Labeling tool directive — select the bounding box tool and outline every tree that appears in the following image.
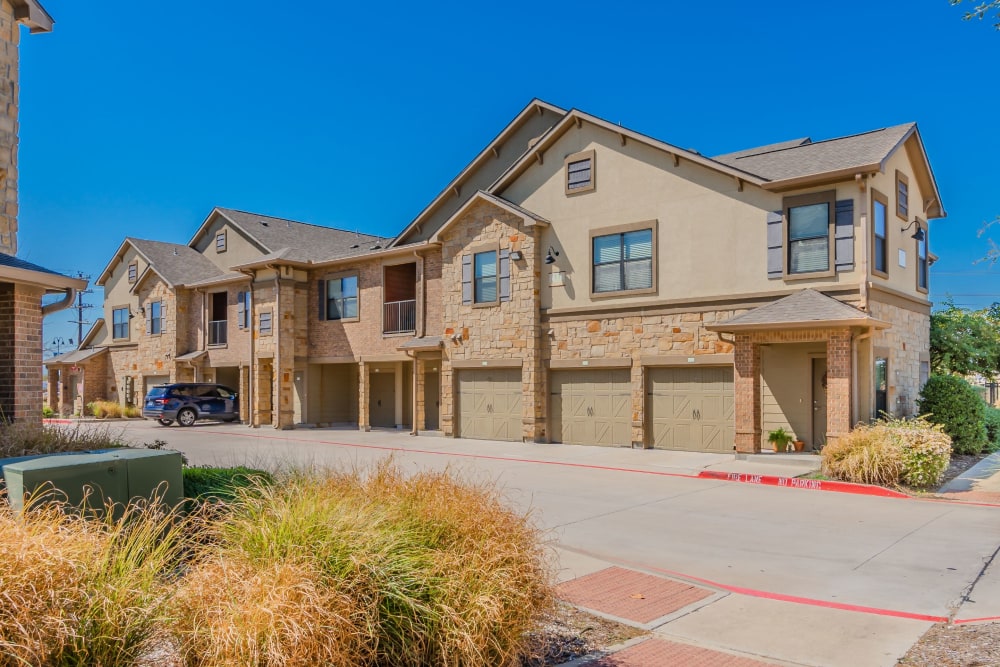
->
[978,216,1000,264]
[930,300,1000,379]
[951,0,1000,29]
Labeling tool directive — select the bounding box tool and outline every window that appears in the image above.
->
[149,301,162,335]
[113,307,129,340]
[474,250,498,304]
[592,225,654,294]
[872,190,889,276]
[875,357,888,418]
[216,230,227,252]
[326,276,359,320]
[785,191,834,276]
[237,290,251,329]
[259,311,272,335]
[564,149,595,194]
[917,221,929,292]
[127,262,137,284]
[895,170,909,220]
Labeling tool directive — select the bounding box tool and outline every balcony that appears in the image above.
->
[208,320,228,346]
[383,300,416,335]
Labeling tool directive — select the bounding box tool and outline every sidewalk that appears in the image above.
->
[937,451,1000,504]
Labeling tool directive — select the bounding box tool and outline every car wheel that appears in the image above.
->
[177,408,197,427]
[157,418,173,426]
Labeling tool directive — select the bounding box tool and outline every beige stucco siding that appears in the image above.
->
[101,247,148,342]
[761,342,824,448]
[867,146,933,297]
[499,123,864,310]
[192,216,266,271]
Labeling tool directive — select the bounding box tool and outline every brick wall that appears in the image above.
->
[0,282,43,422]
[0,1,19,256]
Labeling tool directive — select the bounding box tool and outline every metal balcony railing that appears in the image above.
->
[383,299,416,334]
[208,319,228,346]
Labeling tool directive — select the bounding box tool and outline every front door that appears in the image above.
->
[812,357,828,448]
[370,372,396,428]
[424,371,440,430]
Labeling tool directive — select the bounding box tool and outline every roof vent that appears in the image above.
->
[287,221,291,228]
[370,244,382,250]
[261,221,269,227]
[350,244,360,249]
[173,249,178,255]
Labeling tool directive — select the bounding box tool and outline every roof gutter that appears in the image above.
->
[230,240,440,273]
[41,287,76,316]
[706,318,891,333]
[761,164,882,192]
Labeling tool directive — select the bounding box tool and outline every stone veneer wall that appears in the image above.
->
[439,200,542,441]
[0,1,19,256]
[0,282,43,422]
[869,300,930,417]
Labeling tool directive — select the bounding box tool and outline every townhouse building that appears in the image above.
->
[50,99,943,453]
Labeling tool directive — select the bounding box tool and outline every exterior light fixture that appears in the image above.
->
[544,246,560,265]
[900,219,925,242]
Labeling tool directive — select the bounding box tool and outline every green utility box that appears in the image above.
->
[3,448,183,513]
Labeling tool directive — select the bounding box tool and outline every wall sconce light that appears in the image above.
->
[509,250,523,261]
[544,246,560,265]
[900,219,925,242]
[139,306,146,316]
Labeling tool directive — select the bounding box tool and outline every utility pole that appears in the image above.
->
[69,272,94,344]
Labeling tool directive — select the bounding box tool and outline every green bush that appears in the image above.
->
[917,374,988,455]
[985,406,1000,453]
[183,466,274,504]
[822,417,951,489]
[41,405,55,418]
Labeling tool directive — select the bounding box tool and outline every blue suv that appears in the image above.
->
[143,383,240,427]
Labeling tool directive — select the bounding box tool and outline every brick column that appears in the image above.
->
[46,367,58,410]
[358,361,370,431]
[414,356,426,432]
[826,329,852,442]
[734,333,761,453]
[0,283,44,424]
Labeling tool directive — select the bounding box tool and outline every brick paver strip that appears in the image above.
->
[591,638,774,666]
[556,566,713,624]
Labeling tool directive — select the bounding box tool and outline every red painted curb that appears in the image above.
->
[697,469,911,499]
[42,418,74,424]
[953,615,1000,625]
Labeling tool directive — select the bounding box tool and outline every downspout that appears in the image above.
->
[853,328,876,424]
[414,251,425,338]
[237,270,256,428]
[41,288,76,316]
[404,349,418,436]
[856,173,870,311]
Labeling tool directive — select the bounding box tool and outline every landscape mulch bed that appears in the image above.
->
[521,602,647,666]
[898,622,1000,667]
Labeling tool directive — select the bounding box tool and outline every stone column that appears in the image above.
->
[826,329,852,442]
[253,358,272,426]
[734,333,761,453]
[521,226,546,442]
[274,279,297,429]
[46,367,58,411]
[358,361,370,431]
[440,354,453,436]
[630,361,645,447]
[414,356,425,432]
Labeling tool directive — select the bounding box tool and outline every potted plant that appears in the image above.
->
[767,427,793,453]
[792,439,805,452]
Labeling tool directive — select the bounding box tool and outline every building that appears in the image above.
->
[57,99,943,453]
[0,1,87,424]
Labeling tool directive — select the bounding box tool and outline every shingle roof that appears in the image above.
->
[710,289,888,331]
[477,192,549,223]
[397,336,444,351]
[712,124,915,182]
[47,347,108,365]
[0,252,65,276]
[129,238,225,287]
[215,208,390,263]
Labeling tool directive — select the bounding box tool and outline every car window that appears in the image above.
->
[216,387,235,399]
[174,386,194,397]
[147,387,169,398]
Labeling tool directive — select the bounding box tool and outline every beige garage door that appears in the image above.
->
[457,368,522,441]
[647,366,734,452]
[551,369,632,446]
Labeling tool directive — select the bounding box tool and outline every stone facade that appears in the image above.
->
[869,298,930,418]
[0,1,19,256]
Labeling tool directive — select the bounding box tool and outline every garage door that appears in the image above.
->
[550,369,632,446]
[457,368,522,441]
[143,375,170,394]
[647,366,734,452]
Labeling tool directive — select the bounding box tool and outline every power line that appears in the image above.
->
[67,272,94,344]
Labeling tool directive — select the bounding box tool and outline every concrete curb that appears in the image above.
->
[697,469,911,498]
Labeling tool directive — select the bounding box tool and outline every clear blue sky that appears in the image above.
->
[19,0,1000,354]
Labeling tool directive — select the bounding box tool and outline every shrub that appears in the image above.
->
[0,492,191,666]
[172,462,553,667]
[822,417,951,489]
[42,405,55,418]
[917,374,988,455]
[984,406,1000,454]
[88,399,124,419]
[183,466,274,504]
[123,405,142,418]
[0,421,127,458]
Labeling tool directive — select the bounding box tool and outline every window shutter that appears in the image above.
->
[766,211,783,279]
[237,291,245,329]
[317,280,327,320]
[835,199,854,272]
[161,303,167,334]
[145,306,151,335]
[499,249,511,302]
[461,254,472,305]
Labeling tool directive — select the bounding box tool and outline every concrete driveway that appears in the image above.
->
[94,421,1000,666]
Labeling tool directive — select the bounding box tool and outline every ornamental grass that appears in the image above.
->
[172,462,554,667]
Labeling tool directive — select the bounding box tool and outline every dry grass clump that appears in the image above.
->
[173,462,553,667]
[0,491,191,666]
[0,421,127,458]
[822,417,952,489]
[87,400,142,419]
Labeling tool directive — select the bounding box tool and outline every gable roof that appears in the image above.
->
[389,98,566,248]
[96,237,225,288]
[707,289,889,332]
[46,346,107,366]
[190,208,388,264]
[429,191,548,243]
[713,123,913,182]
